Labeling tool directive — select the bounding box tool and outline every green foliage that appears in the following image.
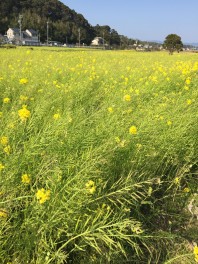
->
[0,48,197,263]
[0,0,96,44]
[163,34,183,54]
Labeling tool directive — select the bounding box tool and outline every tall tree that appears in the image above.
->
[163,34,183,54]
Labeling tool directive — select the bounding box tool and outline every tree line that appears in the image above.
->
[0,0,125,46]
[0,0,184,51]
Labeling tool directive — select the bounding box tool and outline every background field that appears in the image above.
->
[0,47,197,263]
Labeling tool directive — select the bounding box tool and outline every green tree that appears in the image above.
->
[163,34,183,54]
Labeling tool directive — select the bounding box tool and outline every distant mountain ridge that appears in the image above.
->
[184,42,198,47]
[148,40,198,47]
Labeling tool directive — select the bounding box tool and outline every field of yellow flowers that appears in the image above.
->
[0,47,198,263]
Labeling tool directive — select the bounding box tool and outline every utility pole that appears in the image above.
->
[78,28,81,47]
[38,32,40,45]
[103,31,105,49]
[18,14,23,45]
[47,21,49,46]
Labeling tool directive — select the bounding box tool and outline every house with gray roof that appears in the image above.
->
[7,28,39,45]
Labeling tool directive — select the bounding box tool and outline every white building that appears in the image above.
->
[91,37,105,46]
[7,28,39,45]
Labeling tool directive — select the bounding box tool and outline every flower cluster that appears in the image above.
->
[36,188,50,204]
[18,105,31,121]
[0,136,8,146]
[0,209,8,218]
[19,78,28,84]
[129,125,137,135]
[53,113,61,120]
[0,163,5,170]
[21,174,31,184]
[3,97,10,104]
[194,246,198,263]
[0,136,11,155]
[85,180,96,194]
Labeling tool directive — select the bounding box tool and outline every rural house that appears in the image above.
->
[7,28,39,45]
[91,37,105,46]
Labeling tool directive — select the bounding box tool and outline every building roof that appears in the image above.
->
[26,29,38,36]
[10,28,20,33]
[22,31,31,39]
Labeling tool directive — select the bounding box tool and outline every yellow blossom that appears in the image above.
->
[167,120,172,126]
[186,99,192,105]
[18,105,31,121]
[0,136,8,146]
[0,163,5,170]
[183,187,190,193]
[19,78,28,84]
[36,188,50,204]
[184,85,189,91]
[21,174,31,184]
[0,209,8,218]
[3,98,10,103]
[174,177,180,184]
[194,246,198,263]
[185,78,191,85]
[123,94,131,102]
[53,113,61,120]
[129,125,137,135]
[85,180,96,194]
[108,107,113,113]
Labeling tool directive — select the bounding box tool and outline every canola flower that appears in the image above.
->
[19,78,28,84]
[129,126,137,135]
[123,94,131,102]
[0,163,5,170]
[85,180,96,194]
[187,99,192,105]
[194,246,198,263]
[0,209,8,218]
[108,107,113,113]
[36,188,50,204]
[18,105,31,121]
[184,85,190,91]
[0,136,8,146]
[3,98,10,104]
[185,78,191,85]
[174,177,180,184]
[21,174,31,184]
[53,113,61,120]
[167,120,172,126]
[183,187,190,193]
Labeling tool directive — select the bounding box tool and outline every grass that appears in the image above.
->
[0,47,197,263]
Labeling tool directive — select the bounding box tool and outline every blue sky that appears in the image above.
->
[61,0,198,43]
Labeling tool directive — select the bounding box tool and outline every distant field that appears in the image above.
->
[0,47,197,263]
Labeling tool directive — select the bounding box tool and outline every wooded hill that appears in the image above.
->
[0,0,121,45]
